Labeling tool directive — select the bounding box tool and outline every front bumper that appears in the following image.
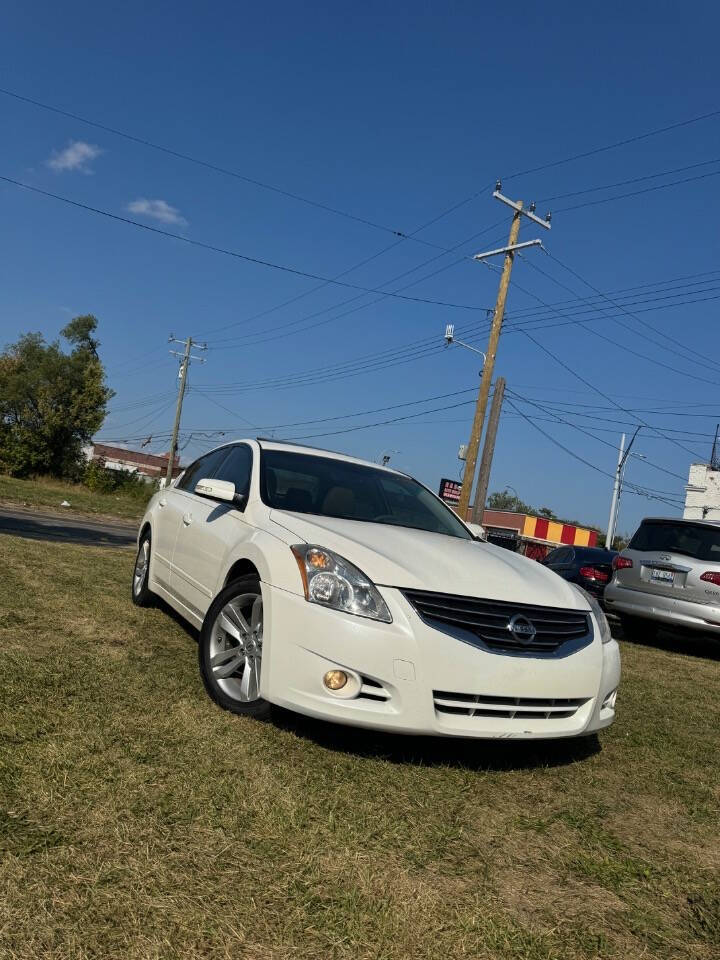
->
[261,584,620,740]
[605,582,720,635]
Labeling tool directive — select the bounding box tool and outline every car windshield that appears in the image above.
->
[629,520,720,562]
[260,449,472,540]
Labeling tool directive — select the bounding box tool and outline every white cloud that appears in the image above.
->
[127,198,187,227]
[47,140,102,173]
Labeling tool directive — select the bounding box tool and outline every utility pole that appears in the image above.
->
[166,336,206,485]
[455,185,551,520]
[605,434,626,550]
[711,423,720,470]
[472,377,506,523]
[605,426,642,548]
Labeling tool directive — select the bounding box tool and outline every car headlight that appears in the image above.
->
[569,582,612,644]
[291,545,392,623]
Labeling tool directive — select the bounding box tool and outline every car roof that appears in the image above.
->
[199,437,406,477]
[639,516,720,530]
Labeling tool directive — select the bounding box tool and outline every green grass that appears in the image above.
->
[0,473,150,521]
[1,534,718,959]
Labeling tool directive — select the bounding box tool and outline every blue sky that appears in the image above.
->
[1,0,719,534]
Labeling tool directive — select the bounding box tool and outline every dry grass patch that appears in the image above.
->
[0,473,149,520]
[0,534,719,959]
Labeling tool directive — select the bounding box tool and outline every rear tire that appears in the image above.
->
[199,576,271,719]
[619,614,658,642]
[131,532,155,607]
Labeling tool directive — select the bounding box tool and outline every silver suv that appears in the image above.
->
[605,517,720,639]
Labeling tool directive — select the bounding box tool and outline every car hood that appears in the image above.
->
[269,510,589,609]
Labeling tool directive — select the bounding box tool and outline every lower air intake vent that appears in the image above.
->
[433,691,589,719]
[359,676,390,702]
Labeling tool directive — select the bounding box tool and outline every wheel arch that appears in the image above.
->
[224,557,261,587]
[138,520,152,544]
[218,532,303,597]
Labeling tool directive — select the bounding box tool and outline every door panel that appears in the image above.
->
[169,491,228,617]
[170,444,257,619]
[167,447,236,613]
[151,491,184,593]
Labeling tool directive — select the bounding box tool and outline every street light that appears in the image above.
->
[377,449,400,466]
[444,324,486,371]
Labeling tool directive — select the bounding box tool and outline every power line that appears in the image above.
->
[0,175,485,312]
[501,411,718,441]
[543,250,720,370]
[506,390,686,496]
[201,225,502,346]
[100,397,178,438]
[554,168,720,212]
[501,106,720,183]
[203,272,720,378]
[538,157,720,203]
[0,85,444,248]
[8,84,720,242]
[203,385,479,431]
[520,324,704,463]
[503,397,683,510]
[519,255,720,380]
[190,280,720,396]
[477,258,712,461]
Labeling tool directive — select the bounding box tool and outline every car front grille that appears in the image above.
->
[433,691,589,719]
[402,589,591,653]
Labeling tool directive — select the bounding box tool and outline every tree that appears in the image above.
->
[487,488,534,515]
[0,315,113,477]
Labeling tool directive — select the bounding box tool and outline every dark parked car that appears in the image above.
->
[541,546,617,598]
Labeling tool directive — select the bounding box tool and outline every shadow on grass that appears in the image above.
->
[155,598,602,771]
[610,617,720,661]
[270,706,601,771]
[154,598,199,641]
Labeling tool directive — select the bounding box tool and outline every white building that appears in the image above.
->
[684,462,720,521]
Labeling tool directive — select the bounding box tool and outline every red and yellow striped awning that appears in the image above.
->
[521,516,598,547]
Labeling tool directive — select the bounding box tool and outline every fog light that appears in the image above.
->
[323,670,348,691]
[602,689,617,710]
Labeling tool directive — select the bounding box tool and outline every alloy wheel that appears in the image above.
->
[208,592,263,702]
[133,539,149,596]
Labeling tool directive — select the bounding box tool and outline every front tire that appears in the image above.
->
[131,532,155,607]
[619,614,658,643]
[199,576,270,719]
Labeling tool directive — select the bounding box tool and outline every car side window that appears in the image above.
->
[175,449,230,492]
[544,549,561,565]
[553,548,571,564]
[214,444,253,498]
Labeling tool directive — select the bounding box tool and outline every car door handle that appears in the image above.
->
[182,512,193,526]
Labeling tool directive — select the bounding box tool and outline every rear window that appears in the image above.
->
[629,520,720,562]
[574,548,615,563]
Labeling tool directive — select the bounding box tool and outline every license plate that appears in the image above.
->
[651,568,674,583]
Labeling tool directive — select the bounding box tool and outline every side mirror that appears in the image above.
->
[465,522,487,541]
[194,478,245,506]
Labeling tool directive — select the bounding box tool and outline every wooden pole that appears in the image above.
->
[456,206,522,520]
[471,376,506,523]
[166,337,192,485]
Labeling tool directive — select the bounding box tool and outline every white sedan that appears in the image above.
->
[132,439,620,739]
